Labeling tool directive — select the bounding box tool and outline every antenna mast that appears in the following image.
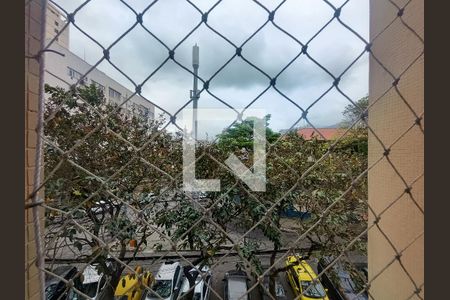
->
[191,44,200,141]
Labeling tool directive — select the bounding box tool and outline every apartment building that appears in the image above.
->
[43,3,155,121]
[45,3,69,48]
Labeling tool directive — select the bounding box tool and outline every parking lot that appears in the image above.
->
[47,253,308,299]
[45,207,367,300]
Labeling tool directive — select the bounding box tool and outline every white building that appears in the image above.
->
[44,3,155,121]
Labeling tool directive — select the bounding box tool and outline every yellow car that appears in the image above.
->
[114,266,154,300]
[285,255,329,300]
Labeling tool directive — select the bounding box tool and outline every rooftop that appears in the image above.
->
[297,127,346,141]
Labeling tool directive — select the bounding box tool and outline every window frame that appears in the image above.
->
[108,87,121,99]
[67,67,82,80]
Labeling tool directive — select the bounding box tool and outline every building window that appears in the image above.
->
[67,67,82,80]
[109,87,121,99]
[134,104,150,118]
[140,107,150,118]
[54,28,59,34]
[55,21,59,26]
[142,107,150,118]
[91,80,105,92]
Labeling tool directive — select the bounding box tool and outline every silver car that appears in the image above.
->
[223,270,251,300]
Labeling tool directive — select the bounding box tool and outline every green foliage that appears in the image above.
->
[217,114,280,151]
[44,83,368,287]
[341,96,369,128]
[44,83,175,284]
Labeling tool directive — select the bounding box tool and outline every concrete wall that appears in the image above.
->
[25,1,44,299]
[368,0,424,299]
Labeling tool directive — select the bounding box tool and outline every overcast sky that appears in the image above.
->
[53,0,369,138]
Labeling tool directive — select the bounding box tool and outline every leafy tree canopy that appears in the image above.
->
[341,96,369,128]
[44,84,369,299]
[216,114,280,151]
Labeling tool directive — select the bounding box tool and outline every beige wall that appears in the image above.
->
[368,0,424,299]
[25,1,44,299]
[45,2,69,49]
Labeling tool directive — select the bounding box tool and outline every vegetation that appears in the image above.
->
[216,114,280,151]
[44,84,368,299]
[341,96,369,128]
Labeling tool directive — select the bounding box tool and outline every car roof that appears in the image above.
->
[114,273,140,296]
[155,262,180,280]
[287,255,318,281]
[82,265,102,284]
[227,277,248,300]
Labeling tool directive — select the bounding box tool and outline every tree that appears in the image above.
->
[213,119,368,298]
[44,84,368,299]
[154,116,368,299]
[341,96,369,128]
[217,114,280,151]
[44,83,176,295]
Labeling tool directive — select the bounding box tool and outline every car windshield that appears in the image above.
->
[81,282,98,297]
[228,279,249,300]
[300,280,327,298]
[150,280,172,298]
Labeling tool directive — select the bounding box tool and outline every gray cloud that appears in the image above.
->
[53,0,369,135]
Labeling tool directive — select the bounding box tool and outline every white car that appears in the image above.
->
[89,199,121,215]
[68,265,108,300]
[223,270,251,300]
[179,265,212,300]
[144,261,183,300]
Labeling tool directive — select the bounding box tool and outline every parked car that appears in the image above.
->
[259,274,287,300]
[223,269,251,300]
[89,199,121,215]
[144,261,183,300]
[45,266,82,300]
[67,264,108,300]
[318,257,368,300]
[285,255,329,300]
[114,266,154,300]
[179,265,212,300]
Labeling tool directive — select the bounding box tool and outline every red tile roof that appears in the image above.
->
[297,128,346,140]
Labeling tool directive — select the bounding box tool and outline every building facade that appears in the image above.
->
[45,3,69,49]
[44,3,155,121]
